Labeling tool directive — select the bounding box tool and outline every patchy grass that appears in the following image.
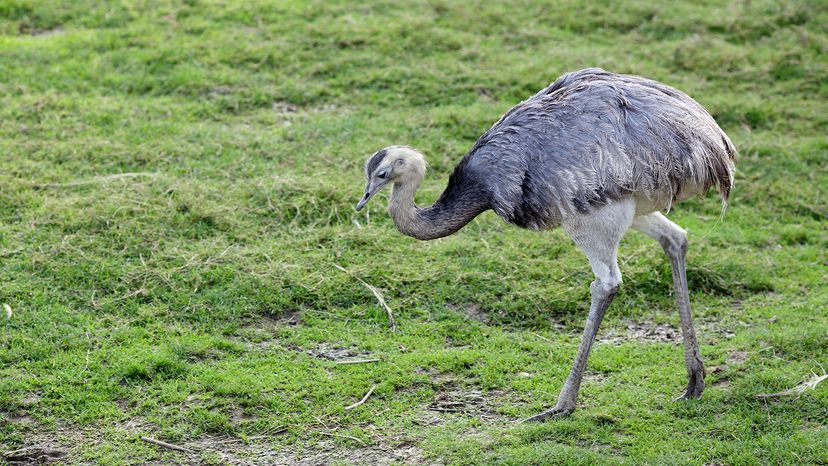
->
[1,0,827,464]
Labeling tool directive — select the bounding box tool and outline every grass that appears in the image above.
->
[1,0,827,464]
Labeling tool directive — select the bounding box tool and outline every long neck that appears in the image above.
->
[388,171,487,241]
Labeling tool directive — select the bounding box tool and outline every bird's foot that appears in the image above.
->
[674,363,705,401]
[521,403,576,423]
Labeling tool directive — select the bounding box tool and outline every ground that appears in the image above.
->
[1,0,827,464]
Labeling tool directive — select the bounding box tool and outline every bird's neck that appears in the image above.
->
[388,172,487,241]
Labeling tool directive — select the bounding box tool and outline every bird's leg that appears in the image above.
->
[666,232,705,399]
[631,213,705,399]
[524,200,633,422]
[524,275,619,422]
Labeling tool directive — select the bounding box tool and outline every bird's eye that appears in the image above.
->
[377,170,388,179]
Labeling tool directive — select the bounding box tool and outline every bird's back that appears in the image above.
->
[452,68,736,230]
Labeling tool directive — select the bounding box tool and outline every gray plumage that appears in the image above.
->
[361,68,735,239]
[445,67,736,231]
[357,68,737,419]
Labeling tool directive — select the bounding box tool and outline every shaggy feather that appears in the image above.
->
[359,68,736,419]
[362,68,737,237]
[448,68,737,229]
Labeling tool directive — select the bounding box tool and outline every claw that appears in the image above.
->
[675,372,705,401]
[521,405,575,423]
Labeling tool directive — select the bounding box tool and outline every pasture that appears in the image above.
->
[1,0,826,464]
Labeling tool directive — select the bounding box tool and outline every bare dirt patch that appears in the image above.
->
[577,437,622,456]
[296,342,374,361]
[447,303,489,324]
[598,316,742,345]
[708,349,751,389]
[267,440,434,466]
[272,101,345,115]
[276,309,302,327]
[21,393,41,407]
[256,310,302,327]
[709,348,749,373]
[2,427,84,465]
[238,313,301,350]
[427,388,509,422]
[229,406,255,427]
[272,101,299,114]
[3,446,66,465]
[18,25,64,37]
[208,85,234,98]
[582,371,609,384]
[726,350,749,365]
[697,316,741,342]
[115,398,132,411]
[414,367,459,385]
[412,369,515,425]
[598,319,680,344]
[177,434,434,466]
[712,378,731,388]
[598,314,744,346]
[5,425,431,465]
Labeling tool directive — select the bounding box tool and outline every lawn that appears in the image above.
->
[0,0,826,464]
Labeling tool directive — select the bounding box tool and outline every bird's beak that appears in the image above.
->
[355,179,386,211]
[355,191,371,211]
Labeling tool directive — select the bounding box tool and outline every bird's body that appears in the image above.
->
[356,68,736,420]
[453,68,734,228]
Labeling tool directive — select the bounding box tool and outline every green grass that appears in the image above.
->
[1,0,827,464]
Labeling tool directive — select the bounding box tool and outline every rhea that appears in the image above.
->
[355,68,736,421]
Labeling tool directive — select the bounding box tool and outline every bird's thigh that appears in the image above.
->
[561,198,635,283]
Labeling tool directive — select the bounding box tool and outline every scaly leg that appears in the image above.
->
[631,212,705,399]
[524,199,634,422]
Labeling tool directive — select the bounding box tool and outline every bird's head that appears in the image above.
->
[356,146,426,211]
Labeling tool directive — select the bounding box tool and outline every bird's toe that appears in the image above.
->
[521,404,576,423]
[675,372,705,401]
